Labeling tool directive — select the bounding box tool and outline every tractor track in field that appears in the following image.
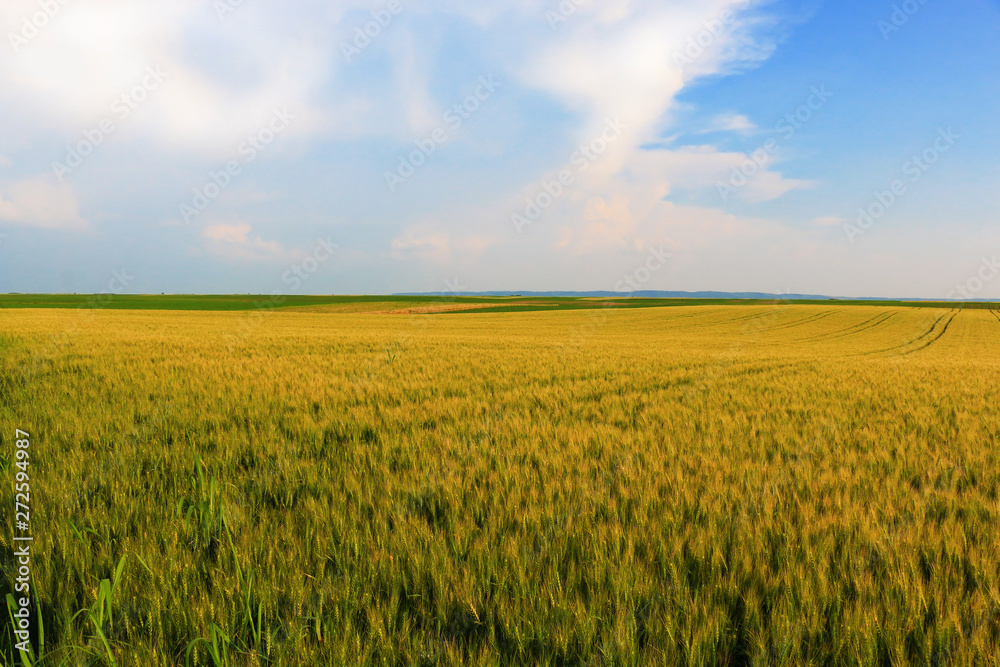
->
[685,307,790,329]
[867,310,958,357]
[800,312,899,343]
[762,310,836,332]
[902,310,957,355]
[991,309,1000,326]
[683,305,835,334]
[654,309,736,327]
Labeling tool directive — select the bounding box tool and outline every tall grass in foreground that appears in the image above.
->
[1,305,999,665]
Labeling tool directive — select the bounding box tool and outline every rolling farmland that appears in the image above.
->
[2,302,999,665]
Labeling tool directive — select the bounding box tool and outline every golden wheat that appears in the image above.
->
[0,304,998,665]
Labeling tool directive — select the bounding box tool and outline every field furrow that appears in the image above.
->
[799,311,898,343]
[901,310,960,355]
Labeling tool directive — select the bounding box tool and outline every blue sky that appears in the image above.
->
[1,0,998,298]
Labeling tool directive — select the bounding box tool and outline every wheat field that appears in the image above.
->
[1,303,999,665]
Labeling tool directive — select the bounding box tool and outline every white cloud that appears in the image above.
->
[0,0,331,159]
[638,144,810,202]
[1,0,826,294]
[201,223,292,261]
[0,0,785,173]
[389,225,493,265]
[0,177,88,231]
[518,1,773,142]
[810,215,845,227]
[390,230,452,263]
[704,113,755,133]
[489,0,807,258]
[384,27,440,135]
